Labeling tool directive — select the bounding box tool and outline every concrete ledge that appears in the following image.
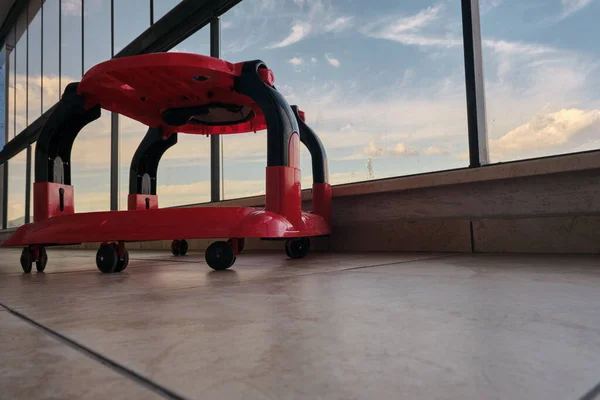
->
[180,150,600,209]
[0,228,16,243]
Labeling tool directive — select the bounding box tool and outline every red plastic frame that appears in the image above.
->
[77,53,269,135]
[1,54,332,249]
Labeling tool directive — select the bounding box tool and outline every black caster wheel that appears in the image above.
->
[227,238,245,254]
[115,248,130,273]
[285,238,311,259]
[205,241,236,271]
[36,247,48,272]
[171,239,188,256]
[20,247,33,274]
[96,244,119,274]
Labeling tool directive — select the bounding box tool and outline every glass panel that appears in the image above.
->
[71,114,111,212]
[15,10,27,134]
[482,0,600,162]
[68,0,113,212]
[119,117,145,210]
[43,0,60,112]
[114,0,150,55]
[160,29,210,207]
[60,0,82,93]
[7,27,15,140]
[119,29,211,209]
[7,149,27,228]
[153,0,181,22]
[28,0,43,124]
[0,47,5,149]
[221,0,469,199]
[83,0,111,70]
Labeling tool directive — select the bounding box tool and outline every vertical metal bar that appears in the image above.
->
[210,17,221,202]
[40,0,44,113]
[110,0,118,210]
[24,2,31,224]
[4,47,9,148]
[58,0,61,92]
[13,25,16,140]
[461,0,489,168]
[110,0,114,57]
[1,163,7,229]
[25,145,31,223]
[111,112,119,210]
[0,163,4,229]
[150,0,154,25]
[25,0,29,127]
[81,0,84,75]
[1,51,8,229]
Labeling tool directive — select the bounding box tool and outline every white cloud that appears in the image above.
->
[483,39,556,56]
[361,5,462,48]
[325,54,341,67]
[311,57,318,63]
[266,21,311,49]
[262,1,353,49]
[424,146,450,155]
[258,0,277,10]
[480,0,503,14]
[324,16,354,33]
[389,4,443,32]
[61,0,82,16]
[399,69,415,88]
[490,108,600,159]
[393,143,419,156]
[224,35,262,54]
[278,84,296,101]
[362,4,562,55]
[559,0,593,19]
[289,57,304,66]
[363,140,418,158]
[60,0,103,17]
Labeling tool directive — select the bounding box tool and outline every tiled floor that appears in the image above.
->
[1,248,599,400]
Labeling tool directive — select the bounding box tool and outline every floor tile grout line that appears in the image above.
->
[337,254,462,272]
[158,254,462,294]
[0,302,190,400]
[580,381,600,400]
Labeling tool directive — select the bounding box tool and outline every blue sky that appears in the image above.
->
[4,0,600,222]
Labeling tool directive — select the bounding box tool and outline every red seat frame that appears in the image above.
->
[1,53,332,254]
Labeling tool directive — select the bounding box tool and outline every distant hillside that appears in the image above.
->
[7,216,25,228]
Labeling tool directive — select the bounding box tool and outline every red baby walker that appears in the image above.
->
[1,53,332,273]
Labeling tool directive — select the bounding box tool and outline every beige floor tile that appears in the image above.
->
[1,250,599,400]
[0,311,164,400]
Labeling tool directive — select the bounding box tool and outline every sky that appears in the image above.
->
[3,0,600,224]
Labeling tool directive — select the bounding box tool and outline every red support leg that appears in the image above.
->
[265,166,302,225]
[312,183,332,228]
[34,182,75,222]
[128,194,159,210]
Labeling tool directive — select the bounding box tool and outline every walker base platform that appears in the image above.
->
[1,53,332,273]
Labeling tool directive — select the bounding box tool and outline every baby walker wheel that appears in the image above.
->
[96,244,119,274]
[36,247,48,272]
[20,248,34,273]
[171,239,189,256]
[115,248,130,272]
[205,241,236,270]
[285,238,311,259]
